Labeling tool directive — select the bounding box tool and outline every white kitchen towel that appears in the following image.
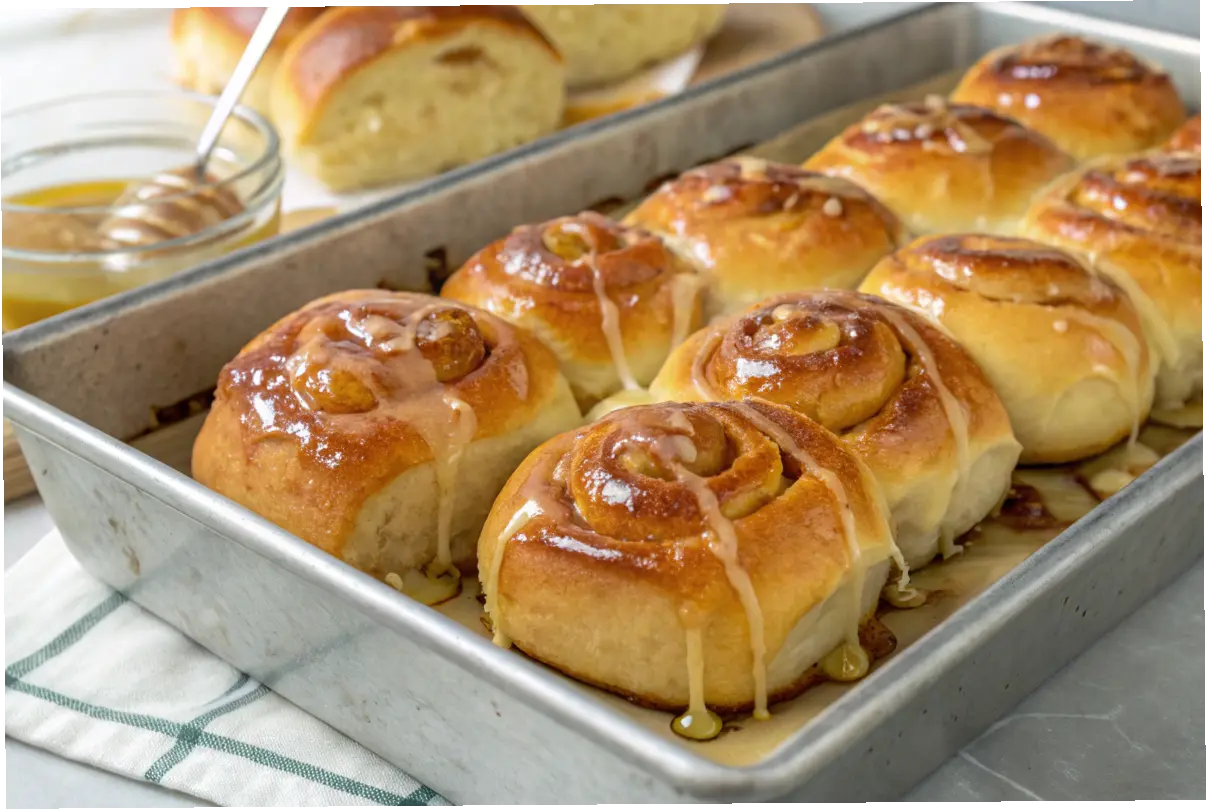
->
[4,531,449,807]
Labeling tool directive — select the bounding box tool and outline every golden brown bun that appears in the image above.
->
[624,157,908,316]
[441,212,705,410]
[271,6,565,191]
[651,291,1020,569]
[479,400,899,713]
[803,98,1074,235]
[859,235,1155,464]
[192,290,581,591]
[1167,113,1201,153]
[520,4,727,89]
[1022,152,1202,421]
[950,35,1187,161]
[170,7,328,118]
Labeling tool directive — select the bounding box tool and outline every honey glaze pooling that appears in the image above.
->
[640,403,898,739]
[635,407,773,729]
[221,293,511,603]
[731,401,905,682]
[672,623,724,741]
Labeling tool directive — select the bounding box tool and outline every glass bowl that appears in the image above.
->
[2,90,284,331]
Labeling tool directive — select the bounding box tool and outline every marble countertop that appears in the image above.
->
[6,493,1203,805]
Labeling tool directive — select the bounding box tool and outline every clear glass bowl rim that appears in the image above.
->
[2,89,283,262]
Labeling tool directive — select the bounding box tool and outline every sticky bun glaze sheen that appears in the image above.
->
[859,235,1155,464]
[803,98,1074,236]
[623,157,908,316]
[191,291,581,599]
[651,290,1020,569]
[441,211,705,410]
[950,35,1187,161]
[479,400,901,721]
[1022,151,1202,423]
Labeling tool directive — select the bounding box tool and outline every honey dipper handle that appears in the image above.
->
[193,5,290,175]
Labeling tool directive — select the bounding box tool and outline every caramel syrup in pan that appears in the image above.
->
[441,422,1193,762]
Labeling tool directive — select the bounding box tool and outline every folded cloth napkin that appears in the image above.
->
[5,531,449,807]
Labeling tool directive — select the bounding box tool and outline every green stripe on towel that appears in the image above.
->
[144,675,266,782]
[7,679,436,806]
[6,591,128,680]
[6,593,443,806]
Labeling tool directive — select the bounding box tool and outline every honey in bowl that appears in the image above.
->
[2,90,285,332]
[2,176,280,331]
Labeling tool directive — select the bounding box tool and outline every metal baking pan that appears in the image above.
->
[5,3,1202,803]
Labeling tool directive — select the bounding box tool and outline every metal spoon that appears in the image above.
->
[192,5,290,178]
[100,7,290,250]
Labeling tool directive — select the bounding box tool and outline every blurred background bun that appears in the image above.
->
[520,3,727,89]
[170,7,328,118]
[270,6,565,191]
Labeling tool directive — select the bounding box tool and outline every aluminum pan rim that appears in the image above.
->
[6,384,1202,801]
[3,0,1203,800]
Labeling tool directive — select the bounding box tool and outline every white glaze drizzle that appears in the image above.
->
[875,307,971,559]
[588,254,641,391]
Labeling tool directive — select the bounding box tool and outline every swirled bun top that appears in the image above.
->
[859,235,1155,464]
[1022,151,1202,418]
[479,399,897,712]
[624,157,908,314]
[950,35,1187,161]
[651,290,1019,568]
[192,290,580,580]
[1167,114,1201,153]
[442,211,705,408]
[803,98,1074,235]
